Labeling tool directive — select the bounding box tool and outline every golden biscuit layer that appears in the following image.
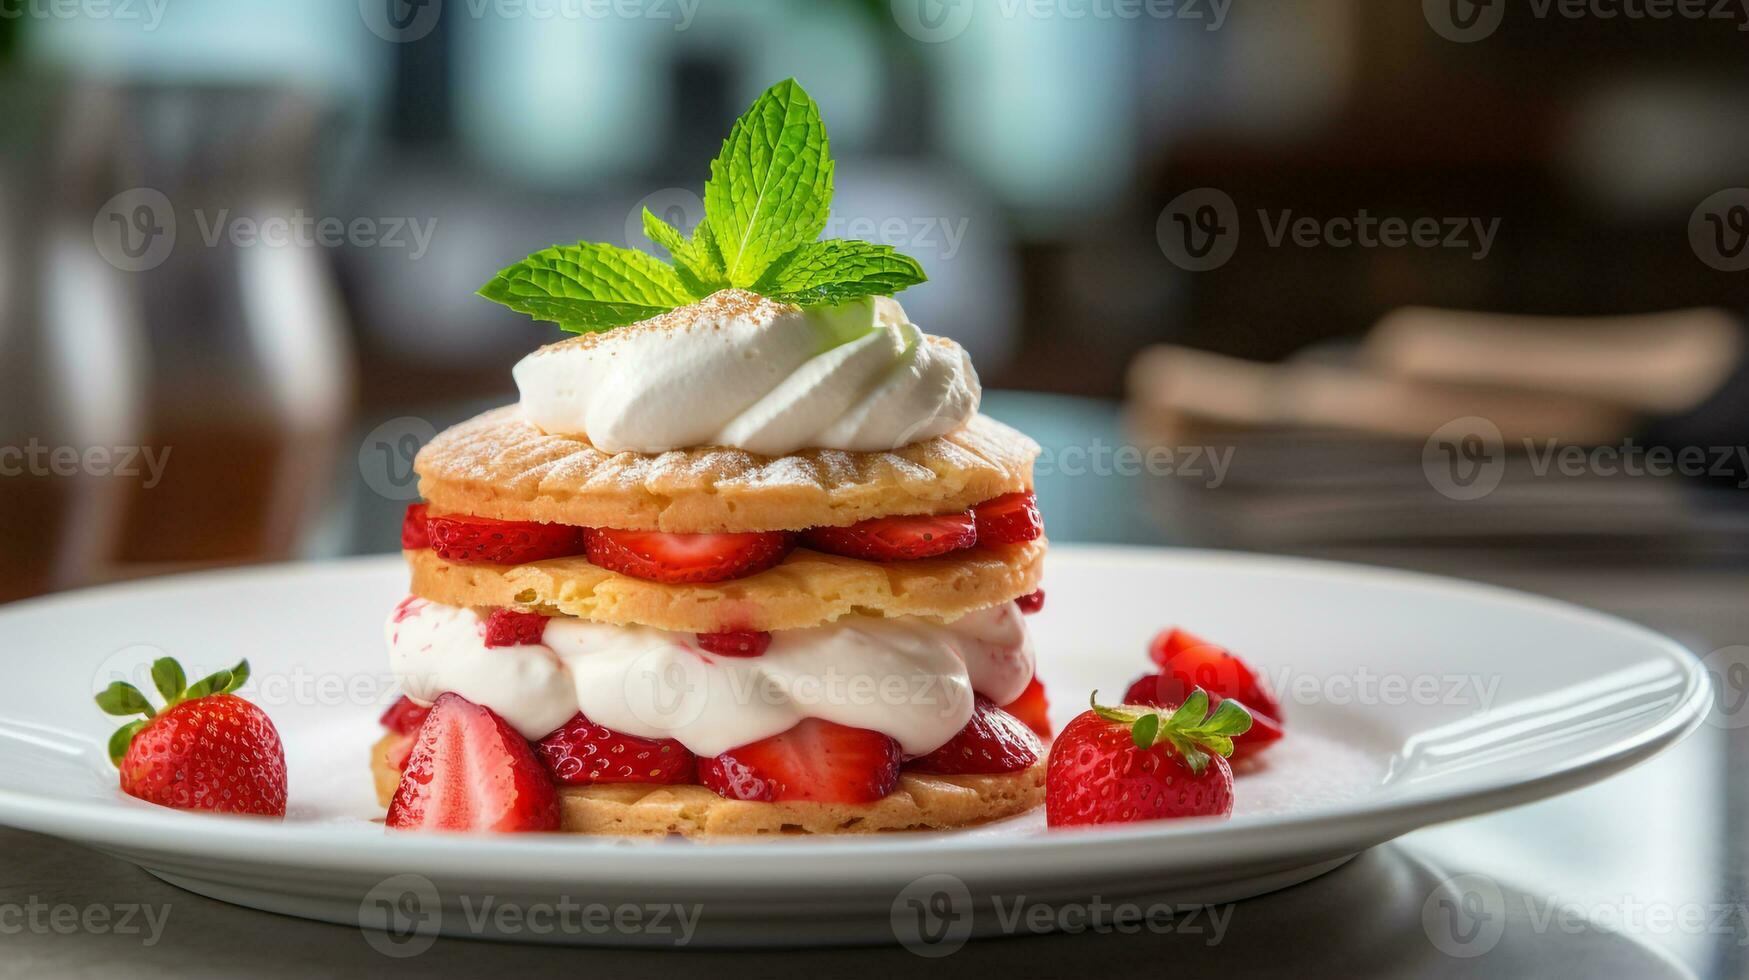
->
[415,408,1038,533]
[406,539,1045,633]
[372,734,1043,836]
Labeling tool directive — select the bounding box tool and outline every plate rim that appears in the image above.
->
[0,546,1711,883]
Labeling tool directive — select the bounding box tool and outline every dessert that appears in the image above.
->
[374,79,1051,836]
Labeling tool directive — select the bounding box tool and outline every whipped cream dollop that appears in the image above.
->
[385,598,1034,756]
[512,289,981,456]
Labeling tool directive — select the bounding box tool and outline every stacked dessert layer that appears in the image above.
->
[375,292,1051,836]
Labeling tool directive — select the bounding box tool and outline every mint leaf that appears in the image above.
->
[481,78,931,332]
[640,208,689,258]
[756,240,926,306]
[479,242,695,333]
[703,78,833,286]
[641,208,724,297]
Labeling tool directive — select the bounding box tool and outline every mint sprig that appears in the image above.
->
[478,241,696,332]
[479,78,927,333]
[704,77,834,286]
[642,208,726,297]
[755,240,927,306]
[95,657,250,765]
[1089,688,1251,776]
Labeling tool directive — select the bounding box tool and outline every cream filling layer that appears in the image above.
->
[386,597,1034,757]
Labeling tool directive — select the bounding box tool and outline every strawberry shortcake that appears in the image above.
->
[372,79,1052,836]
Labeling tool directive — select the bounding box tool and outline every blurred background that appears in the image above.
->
[2,0,1749,600]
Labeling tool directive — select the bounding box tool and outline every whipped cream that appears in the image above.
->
[385,598,1034,756]
[512,290,981,456]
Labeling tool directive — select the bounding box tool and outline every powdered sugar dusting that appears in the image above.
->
[524,289,796,356]
[420,408,1036,492]
[412,406,1039,530]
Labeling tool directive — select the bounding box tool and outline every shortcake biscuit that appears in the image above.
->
[416,408,1039,533]
[372,733,1043,836]
[406,539,1045,633]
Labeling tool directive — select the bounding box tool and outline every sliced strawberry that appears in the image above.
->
[1122,672,1283,760]
[696,630,771,657]
[1015,588,1045,614]
[484,609,548,648]
[906,696,1042,775]
[535,712,696,785]
[698,719,901,803]
[379,695,431,735]
[584,528,793,584]
[1147,627,1283,721]
[401,503,431,549]
[1229,709,1283,760]
[426,514,586,565]
[1000,677,1052,738]
[972,491,1043,545]
[801,512,976,562]
[386,692,560,833]
[386,733,415,772]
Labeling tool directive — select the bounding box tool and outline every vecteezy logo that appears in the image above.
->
[890,0,974,43]
[90,644,174,704]
[1421,873,1505,958]
[1423,0,1505,42]
[358,873,442,958]
[360,0,442,43]
[1701,646,1749,730]
[359,416,438,500]
[621,643,710,730]
[1690,189,1749,272]
[93,188,176,272]
[1157,188,1239,272]
[1422,416,1506,501]
[626,187,707,250]
[890,873,973,957]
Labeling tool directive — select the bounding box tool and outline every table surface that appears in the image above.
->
[5,395,1744,978]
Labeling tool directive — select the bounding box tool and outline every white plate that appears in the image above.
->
[0,547,1708,948]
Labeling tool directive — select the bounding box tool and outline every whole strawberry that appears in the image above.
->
[1046,690,1249,828]
[96,658,287,817]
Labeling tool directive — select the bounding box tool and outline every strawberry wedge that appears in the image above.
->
[584,528,793,584]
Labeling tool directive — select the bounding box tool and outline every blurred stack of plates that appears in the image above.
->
[1126,308,1749,560]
